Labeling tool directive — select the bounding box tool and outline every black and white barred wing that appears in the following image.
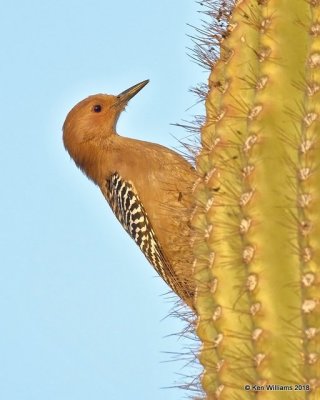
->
[101,172,180,294]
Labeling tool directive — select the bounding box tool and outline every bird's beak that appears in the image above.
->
[117,79,149,103]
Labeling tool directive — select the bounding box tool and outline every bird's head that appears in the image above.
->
[63,79,149,152]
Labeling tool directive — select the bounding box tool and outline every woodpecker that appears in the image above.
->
[63,80,196,308]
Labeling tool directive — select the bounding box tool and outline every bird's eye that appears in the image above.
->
[92,104,102,113]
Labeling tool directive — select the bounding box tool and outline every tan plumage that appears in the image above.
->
[63,80,196,308]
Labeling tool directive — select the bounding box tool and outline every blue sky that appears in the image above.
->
[0,1,207,399]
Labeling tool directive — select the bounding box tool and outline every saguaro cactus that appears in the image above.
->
[191,0,320,398]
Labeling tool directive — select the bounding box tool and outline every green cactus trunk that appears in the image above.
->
[192,0,320,398]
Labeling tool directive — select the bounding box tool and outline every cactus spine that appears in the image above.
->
[192,0,320,398]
